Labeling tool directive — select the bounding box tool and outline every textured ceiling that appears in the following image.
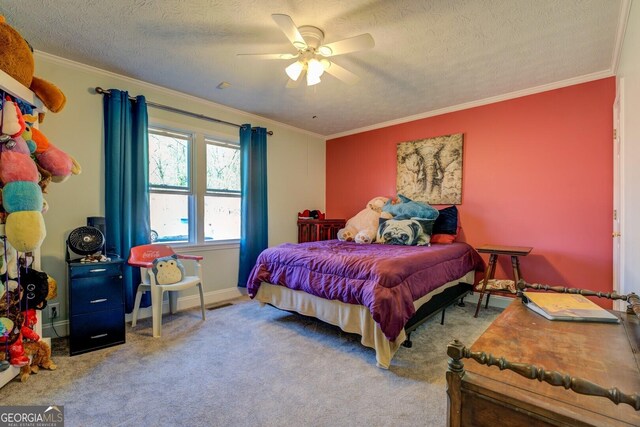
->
[0,0,624,136]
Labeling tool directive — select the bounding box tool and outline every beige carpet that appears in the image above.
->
[0,298,501,427]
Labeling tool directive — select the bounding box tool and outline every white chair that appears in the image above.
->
[128,244,206,337]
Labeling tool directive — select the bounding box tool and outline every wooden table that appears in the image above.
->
[474,244,533,317]
[447,300,640,426]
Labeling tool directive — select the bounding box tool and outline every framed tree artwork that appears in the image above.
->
[396,133,463,204]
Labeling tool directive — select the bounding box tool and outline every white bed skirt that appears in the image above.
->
[254,270,475,369]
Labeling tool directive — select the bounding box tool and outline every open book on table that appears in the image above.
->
[522,291,620,323]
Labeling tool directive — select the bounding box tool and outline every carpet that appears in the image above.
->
[0,299,501,427]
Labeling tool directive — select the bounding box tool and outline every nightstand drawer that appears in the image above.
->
[69,262,122,279]
[70,275,123,314]
[69,309,125,355]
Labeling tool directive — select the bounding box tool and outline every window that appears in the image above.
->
[205,139,241,241]
[148,126,240,245]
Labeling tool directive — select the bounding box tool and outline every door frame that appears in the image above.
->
[613,77,625,311]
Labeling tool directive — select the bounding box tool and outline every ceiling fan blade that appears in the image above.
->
[237,53,299,60]
[318,33,374,57]
[324,62,360,85]
[272,14,307,49]
[286,69,306,88]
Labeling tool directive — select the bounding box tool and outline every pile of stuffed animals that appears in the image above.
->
[0,250,59,381]
[337,194,440,246]
[0,15,80,380]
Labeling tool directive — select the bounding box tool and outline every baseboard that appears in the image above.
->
[42,319,70,338]
[43,287,243,338]
[44,288,506,338]
[464,292,514,310]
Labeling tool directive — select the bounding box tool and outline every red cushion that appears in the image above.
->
[430,233,456,244]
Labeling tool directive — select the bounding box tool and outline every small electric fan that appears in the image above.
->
[66,226,105,261]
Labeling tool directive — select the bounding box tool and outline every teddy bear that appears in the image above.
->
[337,196,392,244]
[381,194,440,220]
[20,340,57,382]
[18,306,57,382]
[0,15,66,113]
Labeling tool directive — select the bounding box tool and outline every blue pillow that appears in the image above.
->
[382,194,439,220]
[432,205,458,235]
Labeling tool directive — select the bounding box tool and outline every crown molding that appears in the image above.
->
[326,70,615,140]
[33,51,325,140]
[612,0,633,74]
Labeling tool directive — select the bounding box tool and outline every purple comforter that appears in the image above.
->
[247,240,484,340]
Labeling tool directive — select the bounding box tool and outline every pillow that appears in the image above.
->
[432,205,458,234]
[431,205,460,244]
[430,233,456,244]
[150,255,185,285]
[376,216,435,246]
[381,194,440,220]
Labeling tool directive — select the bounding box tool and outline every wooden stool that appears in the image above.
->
[474,244,532,317]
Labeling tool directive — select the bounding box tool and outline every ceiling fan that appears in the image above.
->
[238,14,375,87]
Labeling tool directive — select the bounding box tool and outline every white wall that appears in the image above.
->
[33,53,326,333]
[619,0,640,296]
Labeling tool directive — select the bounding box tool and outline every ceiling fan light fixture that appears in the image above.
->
[317,46,332,56]
[306,72,321,86]
[293,40,307,49]
[285,60,304,81]
[307,58,325,78]
[320,59,331,70]
[244,14,372,87]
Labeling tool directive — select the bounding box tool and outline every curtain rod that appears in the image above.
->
[94,87,273,135]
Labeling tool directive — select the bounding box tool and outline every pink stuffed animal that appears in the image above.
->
[337,196,392,244]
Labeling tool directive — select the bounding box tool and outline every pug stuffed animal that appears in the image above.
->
[337,196,392,244]
[376,216,435,246]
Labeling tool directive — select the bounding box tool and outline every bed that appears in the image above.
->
[247,240,484,368]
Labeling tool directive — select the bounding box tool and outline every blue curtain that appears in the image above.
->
[238,125,268,287]
[103,89,151,312]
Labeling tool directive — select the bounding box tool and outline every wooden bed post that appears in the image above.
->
[446,339,465,427]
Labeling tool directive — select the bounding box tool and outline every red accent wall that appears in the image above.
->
[327,78,615,305]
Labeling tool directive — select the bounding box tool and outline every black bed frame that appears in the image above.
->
[402,282,472,348]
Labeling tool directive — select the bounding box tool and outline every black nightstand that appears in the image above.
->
[68,258,125,355]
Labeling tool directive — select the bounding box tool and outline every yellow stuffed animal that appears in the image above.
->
[0,15,66,113]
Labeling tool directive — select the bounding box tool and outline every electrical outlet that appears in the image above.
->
[49,303,60,319]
